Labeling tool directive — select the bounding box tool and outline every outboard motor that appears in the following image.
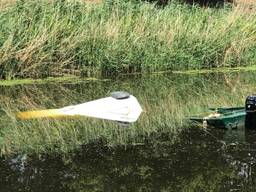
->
[245,95,256,129]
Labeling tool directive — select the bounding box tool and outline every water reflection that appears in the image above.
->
[1,71,256,155]
[204,126,256,191]
[1,127,256,191]
[1,71,256,191]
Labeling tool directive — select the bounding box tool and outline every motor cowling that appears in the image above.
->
[245,95,256,112]
[245,95,256,129]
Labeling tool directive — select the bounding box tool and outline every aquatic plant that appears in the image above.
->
[0,72,255,155]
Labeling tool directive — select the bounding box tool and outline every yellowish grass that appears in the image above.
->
[0,0,16,10]
[234,0,256,12]
[0,0,102,10]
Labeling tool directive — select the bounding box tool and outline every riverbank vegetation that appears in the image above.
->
[0,0,256,79]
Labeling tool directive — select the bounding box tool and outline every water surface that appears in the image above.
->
[1,127,256,191]
[1,71,256,191]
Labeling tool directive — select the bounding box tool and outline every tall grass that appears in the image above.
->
[0,0,255,79]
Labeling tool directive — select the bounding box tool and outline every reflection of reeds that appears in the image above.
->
[0,1,256,79]
[0,72,255,155]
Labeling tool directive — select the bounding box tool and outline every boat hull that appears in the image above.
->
[190,107,246,129]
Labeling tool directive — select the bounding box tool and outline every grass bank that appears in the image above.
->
[0,0,256,79]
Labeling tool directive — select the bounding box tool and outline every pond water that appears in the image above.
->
[1,71,256,191]
[1,127,256,191]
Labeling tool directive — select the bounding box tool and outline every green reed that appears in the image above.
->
[0,0,256,79]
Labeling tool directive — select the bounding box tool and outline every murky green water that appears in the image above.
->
[1,127,256,191]
[1,71,256,191]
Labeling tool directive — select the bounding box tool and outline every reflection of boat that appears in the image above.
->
[189,107,246,129]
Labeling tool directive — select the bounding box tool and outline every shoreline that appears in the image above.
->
[1,65,256,86]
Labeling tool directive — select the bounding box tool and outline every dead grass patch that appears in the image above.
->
[0,0,16,10]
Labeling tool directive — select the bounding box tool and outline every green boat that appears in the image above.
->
[189,107,246,129]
